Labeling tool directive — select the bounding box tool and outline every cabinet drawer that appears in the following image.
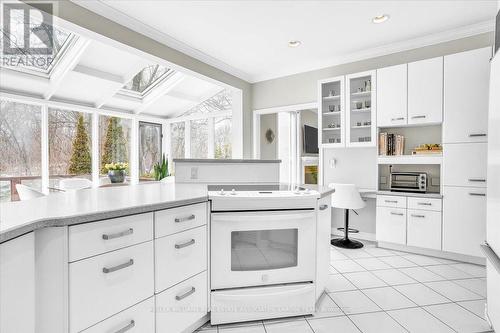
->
[407,197,442,211]
[69,241,154,333]
[82,297,154,333]
[155,225,207,293]
[443,143,487,187]
[376,195,407,208]
[155,203,207,238]
[376,207,407,245]
[69,213,153,262]
[443,186,486,257]
[407,209,442,250]
[156,271,208,333]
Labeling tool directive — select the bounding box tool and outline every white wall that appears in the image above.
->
[259,113,277,160]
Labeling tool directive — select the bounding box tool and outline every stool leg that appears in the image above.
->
[344,209,349,240]
[331,209,364,249]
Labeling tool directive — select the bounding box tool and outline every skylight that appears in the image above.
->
[0,8,75,75]
[123,65,173,95]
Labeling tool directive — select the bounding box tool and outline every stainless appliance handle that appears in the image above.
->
[319,204,329,210]
[175,214,195,223]
[468,178,486,182]
[391,117,405,121]
[411,214,426,218]
[390,212,404,216]
[175,239,195,249]
[411,115,426,119]
[102,228,134,240]
[113,320,135,333]
[417,202,432,206]
[385,200,398,203]
[102,259,134,274]
[469,193,486,197]
[469,133,487,137]
[481,242,500,274]
[175,287,196,301]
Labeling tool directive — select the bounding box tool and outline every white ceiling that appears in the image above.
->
[77,0,498,83]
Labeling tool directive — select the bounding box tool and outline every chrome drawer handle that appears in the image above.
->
[113,320,135,333]
[319,204,329,210]
[468,178,486,182]
[175,214,195,223]
[469,193,486,197]
[417,202,432,206]
[390,212,404,216]
[175,287,196,301]
[175,239,195,249]
[391,117,405,121]
[411,214,426,218]
[102,228,133,240]
[102,259,134,274]
[411,115,426,119]
[469,133,487,137]
[385,200,398,203]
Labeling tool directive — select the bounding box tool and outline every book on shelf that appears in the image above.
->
[378,132,404,156]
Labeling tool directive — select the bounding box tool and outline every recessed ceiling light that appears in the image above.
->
[288,40,302,48]
[372,14,390,24]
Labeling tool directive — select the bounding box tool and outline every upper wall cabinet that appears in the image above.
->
[346,70,377,147]
[376,64,407,127]
[318,76,345,148]
[408,57,443,125]
[443,47,491,143]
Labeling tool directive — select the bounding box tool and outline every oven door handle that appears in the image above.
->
[211,211,315,222]
[214,284,313,299]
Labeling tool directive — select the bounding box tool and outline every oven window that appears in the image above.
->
[231,229,298,271]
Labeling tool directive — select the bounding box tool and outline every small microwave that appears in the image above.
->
[390,172,427,193]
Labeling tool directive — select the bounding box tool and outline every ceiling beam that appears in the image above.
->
[134,72,185,114]
[73,64,124,84]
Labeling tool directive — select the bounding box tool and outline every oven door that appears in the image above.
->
[211,210,316,290]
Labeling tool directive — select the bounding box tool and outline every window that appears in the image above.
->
[99,116,131,181]
[0,99,42,201]
[214,116,232,159]
[139,122,162,181]
[123,65,172,95]
[190,118,208,159]
[48,109,92,188]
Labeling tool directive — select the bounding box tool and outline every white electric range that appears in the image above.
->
[207,184,321,324]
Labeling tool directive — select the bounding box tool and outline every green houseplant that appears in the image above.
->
[153,154,170,181]
[104,162,128,183]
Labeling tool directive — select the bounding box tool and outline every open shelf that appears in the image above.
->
[322,111,341,116]
[352,125,371,129]
[377,154,442,165]
[323,127,341,131]
[322,95,341,101]
[352,108,371,113]
[351,91,371,97]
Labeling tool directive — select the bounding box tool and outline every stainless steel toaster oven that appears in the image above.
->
[389,172,427,193]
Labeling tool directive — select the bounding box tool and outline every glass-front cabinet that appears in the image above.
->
[318,76,345,147]
[346,70,377,147]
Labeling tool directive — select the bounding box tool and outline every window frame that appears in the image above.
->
[138,120,163,181]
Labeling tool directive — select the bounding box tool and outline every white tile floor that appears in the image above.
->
[197,241,492,333]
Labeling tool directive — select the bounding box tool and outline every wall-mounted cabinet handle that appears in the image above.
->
[411,115,426,119]
[102,259,134,274]
[319,204,329,210]
[175,239,195,249]
[385,200,398,203]
[175,214,195,223]
[469,193,486,197]
[391,117,405,121]
[102,228,134,240]
[113,320,135,333]
[390,212,404,216]
[469,133,487,137]
[411,214,426,218]
[175,287,196,301]
[417,202,432,206]
[468,178,486,182]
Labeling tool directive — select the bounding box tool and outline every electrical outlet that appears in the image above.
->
[380,176,387,184]
[191,167,198,180]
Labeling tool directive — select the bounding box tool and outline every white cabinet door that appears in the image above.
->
[443,47,491,144]
[155,202,207,238]
[443,143,488,187]
[0,233,35,333]
[408,57,443,124]
[443,186,487,257]
[376,206,407,245]
[377,64,407,127]
[407,209,442,250]
[376,195,407,209]
[316,197,331,300]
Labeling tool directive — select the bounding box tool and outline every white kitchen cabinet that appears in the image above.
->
[316,197,331,300]
[0,233,35,333]
[376,206,407,245]
[155,225,207,293]
[318,76,346,147]
[443,143,488,187]
[155,202,207,238]
[443,47,491,144]
[376,194,407,209]
[407,197,442,212]
[156,271,208,333]
[376,64,407,127]
[82,297,155,333]
[443,186,487,257]
[408,57,443,125]
[407,209,442,250]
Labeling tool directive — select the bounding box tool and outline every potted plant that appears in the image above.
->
[153,154,172,182]
[105,162,128,183]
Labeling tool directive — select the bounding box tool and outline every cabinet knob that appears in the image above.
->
[411,115,426,119]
